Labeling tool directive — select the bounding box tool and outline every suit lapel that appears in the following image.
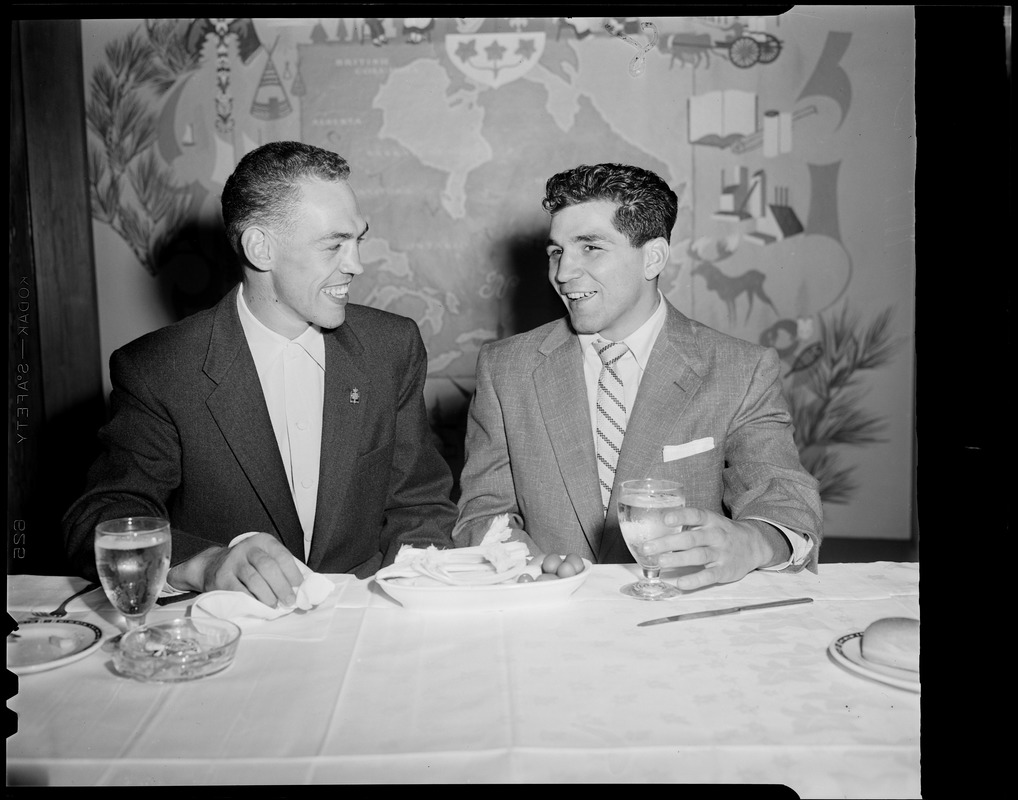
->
[203,287,305,558]
[599,302,706,562]
[306,323,371,570]
[618,304,705,480]
[534,322,604,557]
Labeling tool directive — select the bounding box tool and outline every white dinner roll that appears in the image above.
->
[860,616,919,671]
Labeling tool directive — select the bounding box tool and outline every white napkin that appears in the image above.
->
[190,533,336,636]
[375,514,531,586]
[192,566,333,620]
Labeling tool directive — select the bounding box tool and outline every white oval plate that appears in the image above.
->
[7,618,104,675]
[375,559,592,611]
[828,631,920,693]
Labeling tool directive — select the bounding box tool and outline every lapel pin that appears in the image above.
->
[349,388,360,404]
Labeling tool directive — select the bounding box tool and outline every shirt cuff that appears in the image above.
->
[229,531,262,548]
[746,517,814,571]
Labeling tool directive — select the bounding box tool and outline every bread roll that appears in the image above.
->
[861,617,919,671]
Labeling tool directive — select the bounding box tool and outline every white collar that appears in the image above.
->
[237,287,326,370]
[577,291,667,370]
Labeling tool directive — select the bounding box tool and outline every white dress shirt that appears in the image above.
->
[577,292,813,570]
[237,290,325,560]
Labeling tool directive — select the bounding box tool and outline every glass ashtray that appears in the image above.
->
[112,617,241,682]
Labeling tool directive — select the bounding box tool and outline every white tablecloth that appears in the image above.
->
[6,563,920,795]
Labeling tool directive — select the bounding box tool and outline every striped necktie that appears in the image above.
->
[594,339,629,514]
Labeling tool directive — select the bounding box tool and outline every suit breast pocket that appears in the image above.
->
[656,442,724,509]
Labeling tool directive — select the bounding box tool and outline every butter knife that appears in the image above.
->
[638,597,813,627]
[155,591,200,606]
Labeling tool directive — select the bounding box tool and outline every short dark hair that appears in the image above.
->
[221,141,351,256]
[542,163,678,247]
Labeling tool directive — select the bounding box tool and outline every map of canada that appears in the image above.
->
[299,34,686,383]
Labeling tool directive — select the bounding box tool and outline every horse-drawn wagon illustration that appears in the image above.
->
[664,27,782,69]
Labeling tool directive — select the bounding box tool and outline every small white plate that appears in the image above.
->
[375,559,592,611]
[7,619,104,675]
[828,631,920,693]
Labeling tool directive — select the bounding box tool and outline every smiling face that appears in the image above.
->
[242,178,367,338]
[546,200,666,341]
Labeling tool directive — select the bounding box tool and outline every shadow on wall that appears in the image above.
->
[500,228,563,339]
[153,218,243,323]
[429,225,563,501]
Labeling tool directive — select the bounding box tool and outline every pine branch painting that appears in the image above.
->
[784,305,902,504]
[85,22,201,275]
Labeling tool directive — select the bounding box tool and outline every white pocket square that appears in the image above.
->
[663,437,715,462]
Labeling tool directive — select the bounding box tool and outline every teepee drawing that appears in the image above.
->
[250,38,292,121]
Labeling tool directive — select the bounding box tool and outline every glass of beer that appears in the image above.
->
[94,517,171,633]
[617,479,685,600]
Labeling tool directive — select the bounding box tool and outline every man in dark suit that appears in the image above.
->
[64,141,457,606]
[453,163,823,591]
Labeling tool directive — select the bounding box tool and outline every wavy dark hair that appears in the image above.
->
[221,141,350,258]
[542,163,677,247]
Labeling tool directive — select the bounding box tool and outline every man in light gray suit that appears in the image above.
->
[453,163,822,591]
[64,142,456,606]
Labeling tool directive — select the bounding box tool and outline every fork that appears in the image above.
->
[32,582,101,618]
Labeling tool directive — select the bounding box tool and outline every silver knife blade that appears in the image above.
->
[155,591,200,606]
[638,596,813,627]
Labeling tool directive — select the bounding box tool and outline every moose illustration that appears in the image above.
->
[688,237,778,323]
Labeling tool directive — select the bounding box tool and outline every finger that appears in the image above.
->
[236,566,280,608]
[215,545,289,608]
[246,549,299,607]
[659,508,715,537]
[210,549,276,603]
[214,569,249,595]
[243,535,303,596]
[685,506,715,528]
[654,543,712,570]
[640,526,708,556]
[675,565,720,591]
[273,551,305,592]
[255,536,304,588]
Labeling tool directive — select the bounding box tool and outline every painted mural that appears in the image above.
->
[80,10,916,538]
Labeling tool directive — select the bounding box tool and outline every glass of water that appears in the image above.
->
[617,479,685,600]
[94,517,171,633]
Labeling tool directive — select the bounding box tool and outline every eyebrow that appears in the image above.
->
[546,232,611,247]
[319,222,369,244]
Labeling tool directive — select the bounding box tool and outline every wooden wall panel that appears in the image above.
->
[9,21,45,573]
[8,20,104,575]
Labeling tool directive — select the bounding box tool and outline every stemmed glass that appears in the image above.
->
[617,479,685,600]
[94,517,172,641]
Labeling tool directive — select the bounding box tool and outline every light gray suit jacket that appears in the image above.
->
[453,301,823,572]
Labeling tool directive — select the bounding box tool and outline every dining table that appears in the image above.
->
[6,561,920,795]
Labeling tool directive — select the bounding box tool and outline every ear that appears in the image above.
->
[240,226,273,270]
[642,237,670,280]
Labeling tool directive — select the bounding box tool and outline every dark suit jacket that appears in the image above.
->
[453,301,823,572]
[64,286,457,580]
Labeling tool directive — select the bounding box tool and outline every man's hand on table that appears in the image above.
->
[166,533,304,608]
[637,508,792,591]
